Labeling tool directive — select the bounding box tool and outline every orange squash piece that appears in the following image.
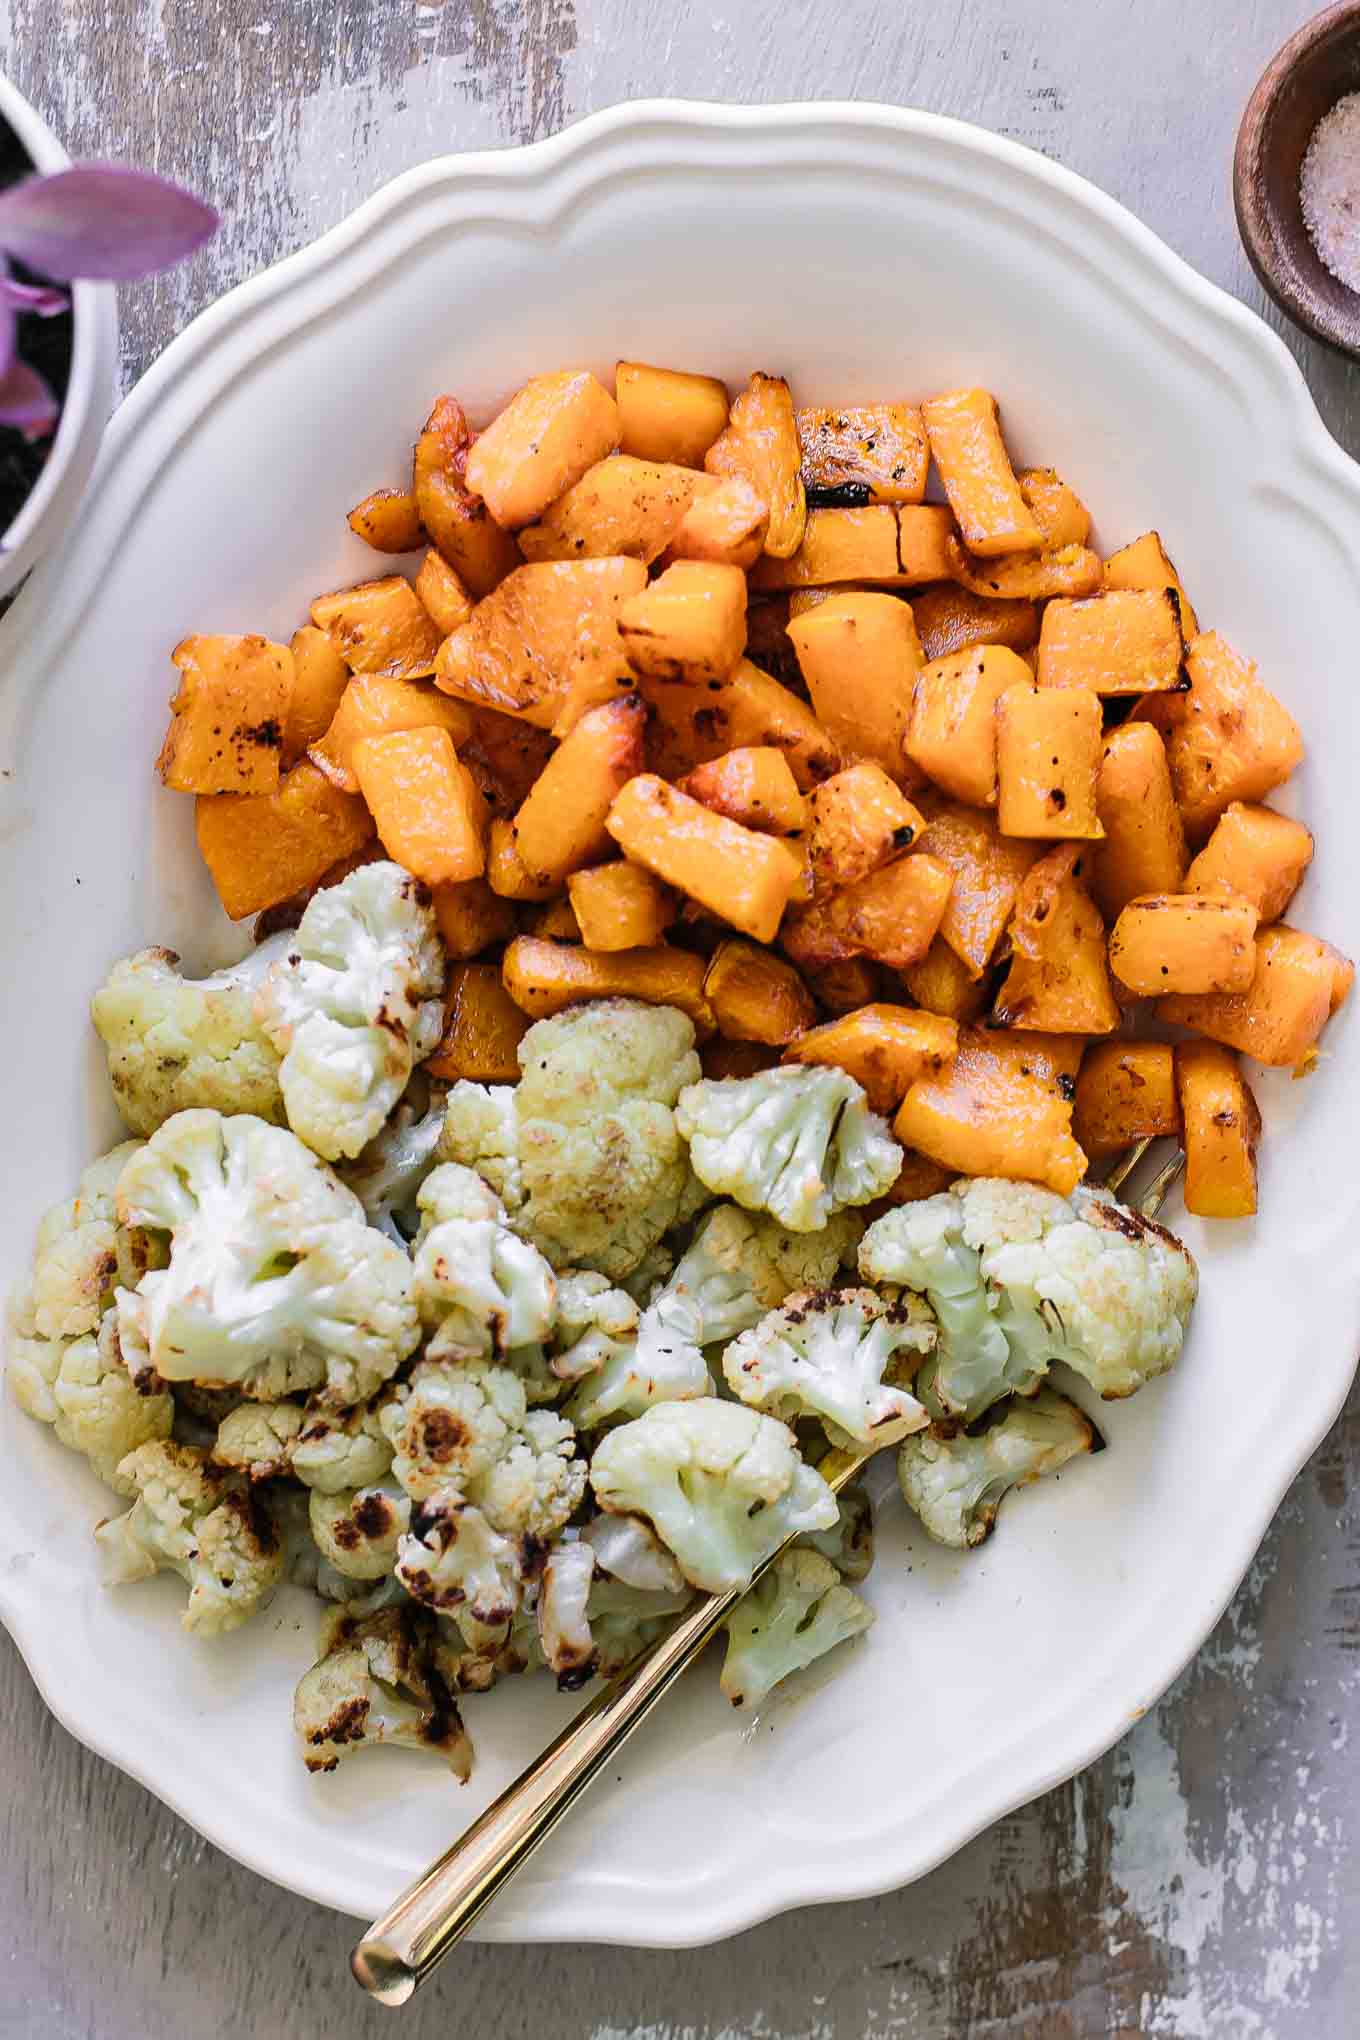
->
[567,862,675,950]
[677,746,807,835]
[414,549,474,638]
[431,875,515,960]
[518,455,708,566]
[195,760,376,921]
[874,1148,957,1206]
[1164,631,1304,840]
[897,937,990,1023]
[1160,924,1352,1066]
[1091,722,1187,923]
[807,957,882,1014]
[460,709,556,817]
[606,774,803,944]
[525,896,583,942]
[780,853,954,972]
[434,558,646,729]
[750,505,904,590]
[1176,1041,1261,1219]
[796,403,928,505]
[615,360,730,467]
[157,633,292,796]
[1183,802,1314,923]
[283,625,350,769]
[700,1037,782,1082]
[1103,530,1199,638]
[502,935,714,1033]
[511,695,645,886]
[485,818,562,902]
[347,487,424,554]
[894,507,960,586]
[995,683,1104,840]
[806,764,925,891]
[351,725,487,887]
[704,370,806,558]
[893,1025,1087,1196]
[907,644,1032,806]
[464,369,620,530]
[642,658,839,789]
[787,591,923,780]
[1017,467,1091,549]
[663,475,768,570]
[617,561,748,683]
[412,396,521,597]
[427,963,530,1083]
[1072,1041,1180,1159]
[992,845,1120,1033]
[702,940,815,1045]
[910,582,1039,663]
[310,577,443,679]
[1037,589,1185,696]
[946,534,1103,603]
[921,389,1042,557]
[308,672,473,795]
[783,1004,958,1113]
[1109,893,1259,996]
[914,799,1040,977]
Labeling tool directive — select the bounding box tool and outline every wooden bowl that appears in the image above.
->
[1235,1,1360,356]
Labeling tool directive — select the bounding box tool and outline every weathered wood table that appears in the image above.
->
[2,3,1356,2033]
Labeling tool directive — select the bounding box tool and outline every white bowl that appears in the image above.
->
[0,77,118,601]
[1,102,1357,1946]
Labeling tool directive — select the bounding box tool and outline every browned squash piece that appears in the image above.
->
[195,761,376,921]
[606,774,803,944]
[874,1148,957,1206]
[414,550,474,638]
[431,875,516,960]
[567,861,675,950]
[1072,1040,1180,1158]
[427,963,529,1083]
[434,558,646,727]
[703,940,816,1044]
[464,369,619,530]
[517,455,709,565]
[783,1004,957,1112]
[250,844,388,942]
[993,845,1119,1033]
[700,1037,781,1081]
[311,577,442,679]
[897,937,990,1022]
[485,818,561,902]
[510,695,645,887]
[914,798,1040,977]
[996,683,1104,840]
[308,672,473,795]
[1176,1041,1261,1219]
[906,644,1031,807]
[1103,530,1200,638]
[750,505,904,590]
[615,360,729,467]
[921,389,1042,557]
[1017,467,1091,549]
[787,591,923,780]
[806,763,925,891]
[807,957,882,1013]
[910,581,1039,663]
[617,561,747,683]
[412,397,521,598]
[347,487,423,555]
[1183,802,1314,922]
[642,657,839,789]
[663,475,768,569]
[1091,722,1187,923]
[502,934,714,1033]
[895,507,960,586]
[1037,589,1186,696]
[460,708,556,816]
[524,896,582,942]
[1165,631,1304,840]
[678,746,806,836]
[704,371,805,558]
[157,634,292,796]
[781,853,954,972]
[351,725,486,887]
[1109,892,1259,996]
[795,403,928,504]
[1160,924,1352,1066]
[282,626,350,770]
[946,532,1103,602]
[893,1025,1087,1196]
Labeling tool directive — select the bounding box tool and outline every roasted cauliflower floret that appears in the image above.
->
[722,1286,933,1448]
[20,1142,147,1342]
[860,1179,1197,1416]
[589,1399,838,1593]
[380,1356,527,1500]
[211,1399,305,1481]
[797,1482,874,1583]
[413,1164,557,1359]
[292,1602,473,1777]
[436,1080,523,1210]
[549,1271,641,1385]
[90,941,288,1137]
[395,1490,526,1651]
[473,1410,587,1543]
[113,1110,419,1408]
[536,1538,599,1688]
[589,1575,694,1677]
[10,1311,174,1493]
[254,861,444,1161]
[720,1548,874,1707]
[95,1439,283,1634]
[676,1067,901,1232]
[290,1395,394,1493]
[898,1388,1099,1549]
[308,1480,411,1580]
[581,1510,687,1594]
[337,1084,447,1243]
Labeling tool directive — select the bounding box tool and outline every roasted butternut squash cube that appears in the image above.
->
[517,455,709,565]
[703,940,816,1045]
[787,591,923,780]
[308,672,474,795]
[946,534,1103,603]
[915,798,1041,976]
[1103,530,1199,637]
[921,389,1042,557]
[996,683,1104,840]
[1160,924,1352,1066]
[434,558,646,727]
[678,746,807,835]
[567,861,675,950]
[781,853,954,972]
[1166,631,1304,840]
[1072,1040,1180,1158]
[806,763,925,891]
[1091,722,1187,923]
[460,708,556,816]
[525,896,582,942]
[895,507,960,586]
[893,1025,1087,1196]
[1183,802,1314,922]
[704,370,805,558]
[311,577,442,679]
[751,505,904,590]
[1038,588,1186,698]
[615,360,729,467]
[282,625,351,770]
[413,396,520,597]
[195,760,376,920]
[1017,467,1091,549]
[464,369,619,530]
[993,845,1119,1033]
[427,963,529,1083]
[617,561,747,684]
[663,475,768,570]
[807,956,882,1013]
[510,694,645,886]
[606,774,803,944]
[642,658,839,789]
[351,725,486,887]
[347,487,423,555]
[1176,1041,1261,1219]
[485,819,561,901]
[910,582,1039,663]
[700,1037,781,1081]
[157,633,292,795]
[1109,892,1259,996]
[897,937,990,1022]
[907,644,1031,806]
[502,934,714,1032]
[414,549,474,638]
[783,1004,957,1112]
[431,875,516,960]
[795,403,928,504]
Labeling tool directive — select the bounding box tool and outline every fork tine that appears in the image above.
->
[1135,1147,1186,1219]
[1102,1137,1151,1196]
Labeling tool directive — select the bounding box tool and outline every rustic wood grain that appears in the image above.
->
[1,2,1358,2034]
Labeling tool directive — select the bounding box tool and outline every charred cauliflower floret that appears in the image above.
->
[395,1490,527,1651]
[412,1163,557,1359]
[17,1141,149,1343]
[676,1067,901,1233]
[95,1439,283,1634]
[722,1286,933,1448]
[720,1547,874,1707]
[380,1356,586,1542]
[292,1602,473,1777]
[308,1480,411,1581]
[897,1388,1099,1549]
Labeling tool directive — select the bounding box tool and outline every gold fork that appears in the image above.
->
[350,1142,1187,2004]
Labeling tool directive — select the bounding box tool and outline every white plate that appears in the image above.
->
[1,102,1358,1947]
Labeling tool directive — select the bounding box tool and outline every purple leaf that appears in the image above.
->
[0,356,60,441]
[0,274,67,316]
[0,164,218,282]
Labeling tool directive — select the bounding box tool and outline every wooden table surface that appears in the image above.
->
[2,3,1358,2033]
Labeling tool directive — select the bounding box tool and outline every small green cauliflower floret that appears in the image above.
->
[860,1178,1197,1417]
[898,1387,1099,1549]
[722,1286,933,1448]
[337,1085,447,1243]
[589,1398,838,1593]
[254,861,445,1161]
[95,1439,283,1634]
[10,1312,174,1493]
[412,1163,556,1359]
[440,1000,702,1280]
[90,941,289,1137]
[292,1602,473,1777]
[309,1480,411,1580]
[720,1547,874,1707]
[113,1110,419,1408]
[676,1067,901,1233]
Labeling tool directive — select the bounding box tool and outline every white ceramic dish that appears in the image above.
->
[1,101,1358,1947]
